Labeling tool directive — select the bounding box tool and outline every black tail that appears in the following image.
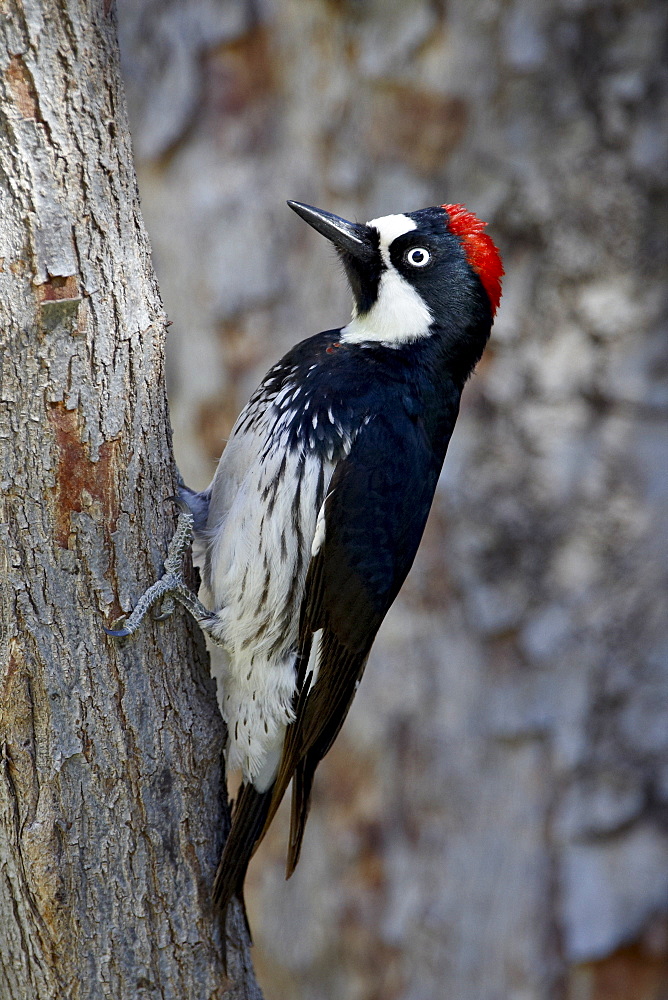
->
[287,756,316,877]
[213,782,273,928]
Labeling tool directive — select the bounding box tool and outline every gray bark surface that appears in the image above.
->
[0,2,260,998]
[116,0,668,998]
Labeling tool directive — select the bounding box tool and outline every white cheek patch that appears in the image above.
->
[342,270,433,344]
[341,212,433,345]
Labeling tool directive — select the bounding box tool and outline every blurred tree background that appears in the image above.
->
[116,1,668,998]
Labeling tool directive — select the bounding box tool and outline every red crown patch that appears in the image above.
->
[443,204,504,316]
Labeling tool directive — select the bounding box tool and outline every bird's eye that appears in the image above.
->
[405,247,431,268]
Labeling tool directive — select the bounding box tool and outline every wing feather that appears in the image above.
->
[259,407,441,869]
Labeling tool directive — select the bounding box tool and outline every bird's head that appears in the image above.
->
[288,200,503,370]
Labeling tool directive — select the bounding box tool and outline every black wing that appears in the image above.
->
[263,404,443,873]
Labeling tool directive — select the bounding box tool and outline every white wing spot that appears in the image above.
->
[311,497,328,556]
[306,629,323,691]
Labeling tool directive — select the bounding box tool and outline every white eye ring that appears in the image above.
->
[405,247,431,268]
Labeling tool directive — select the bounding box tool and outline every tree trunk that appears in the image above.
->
[0,3,261,997]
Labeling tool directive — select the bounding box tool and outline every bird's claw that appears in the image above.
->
[104,492,219,643]
[152,596,176,621]
[165,494,191,516]
[104,617,133,638]
[104,496,195,640]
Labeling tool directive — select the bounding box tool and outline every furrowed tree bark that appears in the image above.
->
[0,3,261,997]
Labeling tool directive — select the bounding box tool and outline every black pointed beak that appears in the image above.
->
[287,201,375,263]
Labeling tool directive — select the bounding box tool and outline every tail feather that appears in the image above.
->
[213,782,273,922]
[286,756,316,878]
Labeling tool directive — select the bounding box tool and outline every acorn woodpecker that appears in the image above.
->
[107,200,503,928]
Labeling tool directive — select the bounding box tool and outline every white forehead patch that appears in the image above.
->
[368,213,417,265]
[340,212,431,346]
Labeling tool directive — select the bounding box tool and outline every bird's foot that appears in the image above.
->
[105,498,219,642]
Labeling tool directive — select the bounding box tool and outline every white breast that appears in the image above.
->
[202,400,335,788]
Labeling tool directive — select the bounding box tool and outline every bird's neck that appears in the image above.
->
[427,316,491,388]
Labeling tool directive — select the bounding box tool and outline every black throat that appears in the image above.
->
[337,228,383,314]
